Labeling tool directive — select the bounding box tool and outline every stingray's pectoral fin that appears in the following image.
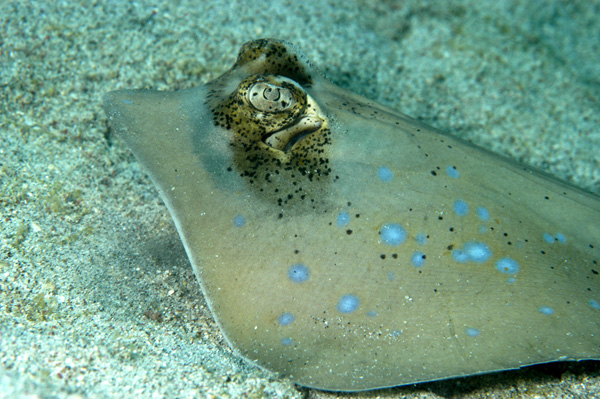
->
[102,87,212,202]
[103,89,185,150]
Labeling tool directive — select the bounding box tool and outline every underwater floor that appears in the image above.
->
[1,0,599,398]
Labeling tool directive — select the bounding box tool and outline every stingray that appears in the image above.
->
[103,39,600,392]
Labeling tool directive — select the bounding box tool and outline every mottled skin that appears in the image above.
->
[103,39,600,391]
[210,73,333,208]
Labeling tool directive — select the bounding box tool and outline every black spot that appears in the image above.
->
[346,229,353,235]
[380,254,386,260]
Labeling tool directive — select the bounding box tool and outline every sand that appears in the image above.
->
[1,0,598,398]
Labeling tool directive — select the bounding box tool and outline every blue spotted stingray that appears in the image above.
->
[103,39,600,391]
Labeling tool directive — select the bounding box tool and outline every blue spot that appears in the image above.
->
[452,249,469,263]
[380,224,407,246]
[589,299,600,310]
[377,166,394,182]
[543,232,567,244]
[416,233,428,245]
[538,306,554,315]
[453,199,469,216]
[387,271,395,281]
[122,98,133,105]
[288,264,310,284]
[336,211,350,227]
[367,310,378,317]
[495,257,520,274]
[281,337,293,346]
[233,214,246,227]
[390,330,403,337]
[446,166,460,179]
[337,294,360,314]
[453,242,492,263]
[507,277,516,283]
[465,241,492,262]
[411,251,426,267]
[278,312,295,326]
[465,327,480,337]
[476,206,490,221]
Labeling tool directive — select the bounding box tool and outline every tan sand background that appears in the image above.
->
[1,0,599,398]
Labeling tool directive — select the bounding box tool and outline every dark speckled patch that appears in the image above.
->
[210,72,333,210]
[233,39,314,87]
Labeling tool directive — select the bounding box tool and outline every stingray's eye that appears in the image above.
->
[220,74,326,153]
[248,81,295,112]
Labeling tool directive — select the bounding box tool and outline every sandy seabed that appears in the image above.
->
[1,1,599,398]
